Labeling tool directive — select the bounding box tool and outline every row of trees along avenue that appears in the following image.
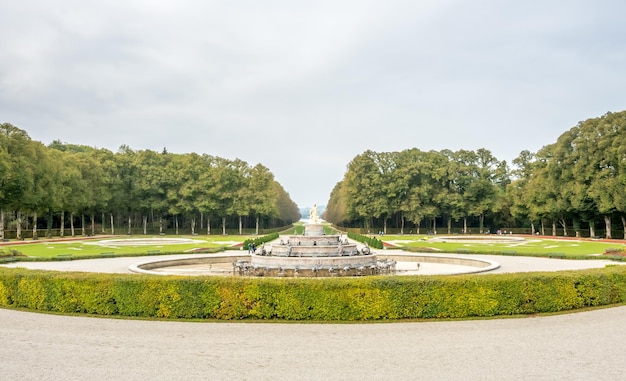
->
[324,110,626,239]
[0,123,300,240]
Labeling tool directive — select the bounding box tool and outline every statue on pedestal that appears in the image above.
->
[309,204,320,223]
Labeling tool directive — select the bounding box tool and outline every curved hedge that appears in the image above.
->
[1,266,626,320]
[243,232,279,251]
[347,232,384,249]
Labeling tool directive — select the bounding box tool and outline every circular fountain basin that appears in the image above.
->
[129,252,499,277]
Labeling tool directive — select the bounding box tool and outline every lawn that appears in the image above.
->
[380,234,626,257]
[0,235,252,259]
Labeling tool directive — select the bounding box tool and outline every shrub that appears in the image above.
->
[605,247,626,256]
[243,232,279,251]
[347,232,384,249]
[1,266,626,321]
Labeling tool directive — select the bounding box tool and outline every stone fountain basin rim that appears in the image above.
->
[129,252,499,276]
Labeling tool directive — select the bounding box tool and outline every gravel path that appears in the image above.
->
[2,250,625,380]
[1,306,625,380]
[2,250,622,275]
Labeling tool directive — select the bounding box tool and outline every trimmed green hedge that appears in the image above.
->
[243,232,279,251]
[347,232,384,249]
[1,266,626,320]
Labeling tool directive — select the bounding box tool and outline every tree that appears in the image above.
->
[248,164,277,235]
[0,123,37,239]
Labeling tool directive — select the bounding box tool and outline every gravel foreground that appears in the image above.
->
[1,306,625,381]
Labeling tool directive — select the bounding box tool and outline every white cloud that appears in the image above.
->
[1,0,625,207]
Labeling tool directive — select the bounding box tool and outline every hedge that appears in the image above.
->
[243,232,279,251]
[347,232,384,249]
[1,266,626,321]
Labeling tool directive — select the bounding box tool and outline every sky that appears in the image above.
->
[1,0,625,208]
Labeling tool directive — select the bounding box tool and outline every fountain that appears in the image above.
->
[127,206,500,276]
[234,205,396,277]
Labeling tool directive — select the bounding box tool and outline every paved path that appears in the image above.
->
[1,306,625,380]
[2,249,626,380]
[1,250,622,275]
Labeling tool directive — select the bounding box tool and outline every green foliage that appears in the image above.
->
[327,110,626,239]
[0,123,301,240]
[0,249,22,258]
[243,232,279,251]
[347,231,384,249]
[2,266,626,321]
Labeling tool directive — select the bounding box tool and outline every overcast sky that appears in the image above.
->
[1,1,625,208]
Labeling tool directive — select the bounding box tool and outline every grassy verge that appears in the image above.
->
[0,235,252,260]
[380,234,626,258]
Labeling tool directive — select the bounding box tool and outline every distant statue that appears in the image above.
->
[309,204,320,223]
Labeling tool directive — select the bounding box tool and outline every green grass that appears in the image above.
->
[380,234,626,257]
[5,231,625,261]
[1,235,253,259]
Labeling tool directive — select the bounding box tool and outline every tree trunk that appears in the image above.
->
[159,216,163,235]
[60,211,65,237]
[200,212,204,230]
[415,219,421,235]
[530,222,535,236]
[400,215,405,235]
[463,217,468,234]
[69,212,75,236]
[32,211,38,239]
[479,213,484,234]
[622,215,626,240]
[207,217,211,235]
[0,209,4,240]
[81,214,86,236]
[604,215,612,239]
[110,213,115,235]
[589,221,595,238]
[551,220,556,236]
[127,215,132,235]
[143,215,147,235]
[572,219,580,238]
[541,219,545,236]
[222,217,226,235]
[383,218,387,235]
[255,215,259,235]
[239,215,243,235]
[91,214,95,236]
[558,217,567,236]
[191,217,196,235]
[447,217,452,235]
[175,215,179,235]
[16,210,22,240]
[432,218,437,235]
[47,210,53,238]
[101,212,105,234]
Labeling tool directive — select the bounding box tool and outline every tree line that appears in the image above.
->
[325,110,626,239]
[0,123,300,239]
